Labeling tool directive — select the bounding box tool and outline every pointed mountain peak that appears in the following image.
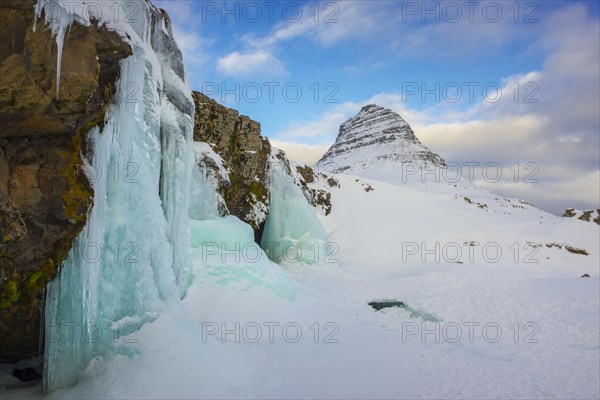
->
[359,103,382,112]
[317,104,445,175]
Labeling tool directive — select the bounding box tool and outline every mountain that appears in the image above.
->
[316,104,556,223]
[30,99,596,398]
[292,105,599,398]
[317,104,446,175]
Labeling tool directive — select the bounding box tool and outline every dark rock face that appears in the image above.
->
[191,93,336,228]
[317,104,446,174]
[0,0,132,362]
[192,92,271,236]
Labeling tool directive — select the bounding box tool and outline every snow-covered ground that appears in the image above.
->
[300,174,600,399]
[4,173,598,399]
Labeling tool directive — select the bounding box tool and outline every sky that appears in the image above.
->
[154,0,600,215]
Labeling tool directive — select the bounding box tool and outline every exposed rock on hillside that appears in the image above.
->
[192,92,271,238]
[272,148,338,216]
[563,208,600,225]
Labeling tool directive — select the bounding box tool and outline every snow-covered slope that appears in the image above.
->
[292,103,599,398]
[302,173,599,399]
[7,98,598,400]
[320,174,598,269]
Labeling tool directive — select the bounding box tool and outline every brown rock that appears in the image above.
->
[192,92,271,238]
[0,1,132,362]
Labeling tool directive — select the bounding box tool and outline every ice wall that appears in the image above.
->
[260,155,334,266]
[188,143,226,221]
[36,0,194,392]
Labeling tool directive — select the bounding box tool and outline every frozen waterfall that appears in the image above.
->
[36,0,194,392]
[260,157,335,266]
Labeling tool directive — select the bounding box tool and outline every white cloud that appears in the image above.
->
[270,141,331,166]
[215,2,393,78]
[480,170,600,215]
[242,1,542,64]
[243,1,392,49]
[216,50,287,78]
[273,102,359,141]
[171,27,212,67]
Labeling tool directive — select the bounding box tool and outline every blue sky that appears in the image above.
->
[155,0,599,214]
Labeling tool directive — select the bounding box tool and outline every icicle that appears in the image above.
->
[37,288,45,357]
[54,28,65,98]
[33,0,71,98]
[32,0,41,32]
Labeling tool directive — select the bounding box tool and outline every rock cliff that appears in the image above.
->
[192,91,271,239]
[0,0,132,362]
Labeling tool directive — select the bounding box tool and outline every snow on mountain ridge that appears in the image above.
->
[317,104,446,175]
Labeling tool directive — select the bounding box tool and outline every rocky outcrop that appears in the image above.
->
[294,164,337,216]
[563,208,600,225]
[317,104,446,174]
[0,0,132,362]
[192,92,271,239]
[190,92,335,231]
[271,149,338,216]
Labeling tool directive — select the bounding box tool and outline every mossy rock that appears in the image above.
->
[191,91,271,238]
[565,246,588,256]
[0,2,131,362]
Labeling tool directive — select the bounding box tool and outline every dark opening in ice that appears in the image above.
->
[13,367,42,382]
[368,301,406,310]
[369,300,440,322]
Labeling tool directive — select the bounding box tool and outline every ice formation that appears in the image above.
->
[33,0,71,97]
[187,158,296,303]
[188,143,226,220]
[260,154,334,266]
[35,0,194,392]
[188,215,297,301]
[30,0,337,393]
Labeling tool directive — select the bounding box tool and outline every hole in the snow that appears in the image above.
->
[368,301,405,310]
[369,300,440,322]
[13,367,42,382]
